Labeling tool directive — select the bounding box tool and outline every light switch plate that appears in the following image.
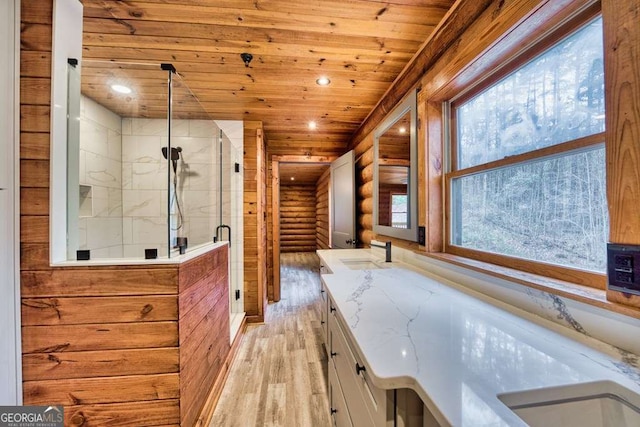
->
[607,243,640,296]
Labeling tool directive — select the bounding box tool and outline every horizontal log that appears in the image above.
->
[20,23,53,52]
[21,296,178,326]
[279,210,316,218]
[280,203,316,210]
[360,213,373,229]
[20,106,51,133]
[21,216,48,243]
[22,322,179,353]
[20,51,51,78]
[358,229,375,245]
[23,373,179,406]
[22,348,180,381]
[64,399,180,427]
[359,198,373,214]
[280,235,316,241]
[20,159,49,188]
[280,217,315,224]
[20,243,49,271]
[276,228,315,235]
[20,131,50,159]
[359,181,374,199]
[281,240,317,247]
[21,77,51,105]
[21,268,178,297]
[359,163,374,182]
[20,187,48,215]
[356,145,374,166]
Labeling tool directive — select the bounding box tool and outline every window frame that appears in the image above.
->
[443,10,607,290]
[390,192,408,229]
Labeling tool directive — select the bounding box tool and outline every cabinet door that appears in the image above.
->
[329,309,378,427]
[320,283,328,354]
[329,359,353,427]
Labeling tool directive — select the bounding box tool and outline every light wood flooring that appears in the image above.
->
[210,252,330,427]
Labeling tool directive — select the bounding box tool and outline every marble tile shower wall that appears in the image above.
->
[78,96,123,258]
[121,118,219,257]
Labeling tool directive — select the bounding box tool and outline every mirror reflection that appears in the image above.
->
[377,111,410,229]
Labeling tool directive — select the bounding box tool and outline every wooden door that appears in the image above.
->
[331,151,356,249]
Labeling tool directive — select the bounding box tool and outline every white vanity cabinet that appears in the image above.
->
[320,281,329,355]
[319,261,331,355]
[326,291,440,427]
[328,297,392,427]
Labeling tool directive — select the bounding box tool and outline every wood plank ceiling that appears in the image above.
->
[80,0,455,157]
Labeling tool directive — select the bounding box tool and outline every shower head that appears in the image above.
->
[162,146,182,161]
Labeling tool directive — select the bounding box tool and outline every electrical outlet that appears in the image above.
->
[608,244,640,296]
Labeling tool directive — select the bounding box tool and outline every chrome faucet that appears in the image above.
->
[370,241,392,262]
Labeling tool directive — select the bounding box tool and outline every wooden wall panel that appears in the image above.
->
[280,184,317,252]
[19,5,232,425]
[316,168,331,249]
[22,348,180,381]
[24,374,180,405]
[64,400,180,427]
[21,268,178,297]
[243,121,266,320]
[178,246,229,427]
[603,0,640,306]
[21,295,178,325]
[22,322,179,353]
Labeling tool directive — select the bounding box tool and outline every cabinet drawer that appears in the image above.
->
[329,356,353,427]
[329,308,388,426]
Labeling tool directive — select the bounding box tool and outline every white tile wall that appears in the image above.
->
[78,95,123,258]
[122,117,220,253]
[77,108,245,297]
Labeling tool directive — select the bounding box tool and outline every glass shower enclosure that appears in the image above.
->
[66,59,244,327]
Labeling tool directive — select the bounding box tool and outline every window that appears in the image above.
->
[447,16,607,279]
[391,193,408,229]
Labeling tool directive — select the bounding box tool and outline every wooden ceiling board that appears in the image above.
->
[80,0,456,156]
[279,163,330,185]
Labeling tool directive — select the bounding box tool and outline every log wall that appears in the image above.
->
[316,168,331,249]
[20,2,231,424]
[280,184,317,253]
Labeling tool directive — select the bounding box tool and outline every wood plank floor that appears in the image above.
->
[210,252,330,427]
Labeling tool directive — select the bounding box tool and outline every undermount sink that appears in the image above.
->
[498,381,640,427]
[340,258,389,270]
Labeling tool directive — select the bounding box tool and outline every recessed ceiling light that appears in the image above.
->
[308,121,317,130]
[316,76,331,86]
[111,84,132,94]
[399,127,407,134]
[290,177,295,181]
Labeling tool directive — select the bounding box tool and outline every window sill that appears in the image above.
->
[421,252,640,321]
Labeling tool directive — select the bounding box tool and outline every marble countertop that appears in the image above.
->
[317,249,640,426]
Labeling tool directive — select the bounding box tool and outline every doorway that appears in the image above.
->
[271,156,335,301]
